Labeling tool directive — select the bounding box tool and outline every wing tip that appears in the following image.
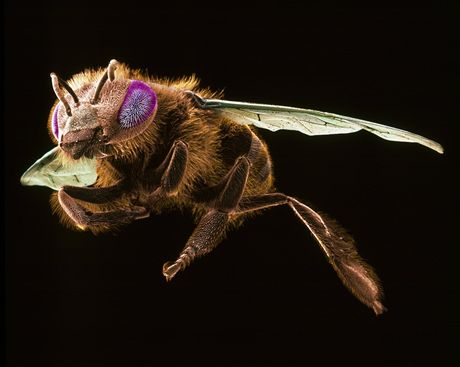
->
[435,144,444,154]
[20,173,31,186]
[20,166,39,187]
[426,141,444,154]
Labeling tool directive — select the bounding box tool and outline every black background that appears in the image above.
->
[4,1,456,366]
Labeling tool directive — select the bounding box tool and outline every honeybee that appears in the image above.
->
[21,59,443,315]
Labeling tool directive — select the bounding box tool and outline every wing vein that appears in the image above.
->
[203,98,443,154]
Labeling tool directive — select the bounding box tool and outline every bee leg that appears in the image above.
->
[162,157,250,281]
[162,210,229,280]
[146,140,188,206]
[60,181,125,204]
[235,193,386,315]
[57,188,148,226]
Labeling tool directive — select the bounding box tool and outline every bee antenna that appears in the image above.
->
[91,59,119,104]
[50,73,78,116]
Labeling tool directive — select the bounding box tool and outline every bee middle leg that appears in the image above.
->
[145,140,189,207]
[162,156,250,280]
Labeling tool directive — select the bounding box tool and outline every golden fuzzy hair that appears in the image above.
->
[49,63,274,233]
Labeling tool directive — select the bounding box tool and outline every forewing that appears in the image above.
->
[201,99,443,154]
[20,147,98,191]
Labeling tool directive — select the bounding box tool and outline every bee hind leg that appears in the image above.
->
[162,156,250,281]
[236,193,386,315]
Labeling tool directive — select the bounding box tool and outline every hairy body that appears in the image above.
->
[50,68,274,232]
[23,60,446,314]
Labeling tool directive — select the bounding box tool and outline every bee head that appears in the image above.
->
[50,60,157,160]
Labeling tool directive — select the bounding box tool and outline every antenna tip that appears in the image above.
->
[107,59,119,81]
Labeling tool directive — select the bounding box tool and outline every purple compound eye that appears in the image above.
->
[118,80,157,129]
[51,103,60,139]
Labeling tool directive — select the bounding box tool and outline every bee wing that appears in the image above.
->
[201,99,444,154]
[20,146,98,191]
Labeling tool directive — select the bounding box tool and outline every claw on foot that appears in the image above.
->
[162,261,182,281]
[372,301,388,316]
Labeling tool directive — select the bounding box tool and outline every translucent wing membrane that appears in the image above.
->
[20,147,97,191]
[200,99,444,154]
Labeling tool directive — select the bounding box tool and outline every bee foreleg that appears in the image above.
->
[60,181,125,204]
[162,157,250,281]
[58,188,148,226]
